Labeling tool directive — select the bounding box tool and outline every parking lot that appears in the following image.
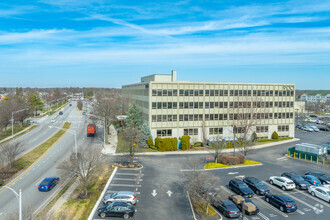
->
[93,129,329,220]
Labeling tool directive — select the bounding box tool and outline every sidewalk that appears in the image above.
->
[110,138,300,156]
[0,125,34,144]
[102,124,118,155]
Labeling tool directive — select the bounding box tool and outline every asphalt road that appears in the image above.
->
[94,129,329,220]
[0,101,104,219]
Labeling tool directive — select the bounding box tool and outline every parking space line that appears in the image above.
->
[263,182,322,213]
[116,173,143,176]
[296,209,305,215]
[258,212,270,220]
[106,190,140,195]
[113,178,142,181]
[110,184,141,187]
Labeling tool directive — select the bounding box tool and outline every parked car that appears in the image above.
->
[98,202,135,219]
[103,191,137,205]
[229,179,254,198]
[308,125,319,132]
[281,173,310,190]
[265,194,298,212]
[38,177,59,192]
[295,123,302,129]
[302,175,322,186]
[302,126,314,132]
[212,200,240,218]
[305,172,330,185]
[308,186,330,202]
[318,126,330,131]
[243,177,270,195]
[269,176,295,191]
[59,111,63,115]
[229,196,259,215]
[316,120,324,124]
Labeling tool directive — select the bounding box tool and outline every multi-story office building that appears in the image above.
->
[122,71,295,142]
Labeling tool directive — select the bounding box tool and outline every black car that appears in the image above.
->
[229,196,259,215]
[265,194,297,213]
[98,202,135,219]
[243,177,270,195]
[305,171,330,185]
[229,179,254,198]
[318,126,330,131]
[213,201,240,218]
[281,173,310,190]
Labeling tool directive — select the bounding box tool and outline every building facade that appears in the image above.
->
[122,71,295,142]
[300,93,330,103]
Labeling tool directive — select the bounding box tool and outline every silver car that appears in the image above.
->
[103,191,137,205]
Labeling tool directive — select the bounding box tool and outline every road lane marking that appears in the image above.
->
[276,156,288,161]
[0,123,72,195]
[258,212,269,220]
[296,209,305,215]
[263,182,322,213]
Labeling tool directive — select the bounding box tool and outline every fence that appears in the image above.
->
[288,147,328,165]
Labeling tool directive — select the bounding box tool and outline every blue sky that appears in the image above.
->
[0,0,329,89]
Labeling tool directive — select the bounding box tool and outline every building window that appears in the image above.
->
[278,125,289,132]
[199,90,204,96]
[157,129,172,137]
[152,102,156,109]
[209,128,223,135]
[173,90,178,96]
[173,102,177,109]
[168,90,172,96]
[205,90,210,96]
[179,90,184,96]
[152,115,156,122]
[184,128,198,136]
[256,126,268,133]
[184,90,189,96]
[152,90,157,96]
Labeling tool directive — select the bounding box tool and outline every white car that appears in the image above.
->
[308,185,330,202]
[269,176,295,191]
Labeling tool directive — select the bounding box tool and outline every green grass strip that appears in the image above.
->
[205,160,261,169]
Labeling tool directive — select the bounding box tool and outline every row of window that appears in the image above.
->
[209,128,223,135]
[278,125,290,132]
[184,128,198,136]
[152,89,294,97]
[151,112,294,122]
[256,126,269,133]
[152,101,294,110]
[157,129,172,137]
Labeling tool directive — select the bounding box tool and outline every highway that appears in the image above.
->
[0,101,103,218]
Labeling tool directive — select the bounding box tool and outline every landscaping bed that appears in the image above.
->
[205,160,261,169]
[0,124,30,141]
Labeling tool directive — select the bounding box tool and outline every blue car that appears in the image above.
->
[302,175,321,186]
[38,177,59,192]
[265,194,298,213]
[305,172,330,185]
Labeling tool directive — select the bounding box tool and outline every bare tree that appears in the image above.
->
[201,119,208,147]
[77,100,83,111]
[57,146,102,198]
[207,137,227,163]
[0,99,15,131]
[122,126,139,165]
[0,141,24,168]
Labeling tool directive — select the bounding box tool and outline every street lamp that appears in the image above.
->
[48,126,77,157]
[12,108,29,137]
[0,186,22,220]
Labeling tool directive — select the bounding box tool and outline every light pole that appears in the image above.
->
[0,186,22,220]
[12,108,29,137]
[48,126,77,157]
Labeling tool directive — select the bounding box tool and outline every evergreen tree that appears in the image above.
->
[138,123,152,148]
[126,103,142,128]
[28,92,44,116]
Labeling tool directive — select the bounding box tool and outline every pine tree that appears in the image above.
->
[28,92,44,116]
[138,123,152,148]
[126,103,143,128]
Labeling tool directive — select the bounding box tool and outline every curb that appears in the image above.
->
[186,191,197,220]
[88,167,118,220]
[0,125,34,144]
[204,163,263,171]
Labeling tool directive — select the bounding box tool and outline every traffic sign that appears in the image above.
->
[206,157,210,161]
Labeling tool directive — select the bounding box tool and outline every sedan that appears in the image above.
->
[243,177,270,195]
[302,175,322,186]
[302,126,314,132]
[308,186,330,202]
[318,126,330,131]
[229,179,254,198]
[38,177,59,192]
[269,176,295,191]
[281,173,310,190]
[305,172,330,185]
[265,194,298,213]
[98,202,135,219]
[308,125,319,132]
[213,201,240,218]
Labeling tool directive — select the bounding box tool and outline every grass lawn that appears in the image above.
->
[116,133,157,153]
[205,160,261,169]
[52,164,114,220]
[0,124,30,141]
[256,137,293,145]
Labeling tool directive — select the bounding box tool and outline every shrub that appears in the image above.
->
[252,132,258,142]
[0,180,3,186]
[226,142,234,148]
[181,136,191,150]
[218,154,246,165]
[272,131,279,139]
[147,138,157,150]
[155,137,178,151]
[193,142,203,147]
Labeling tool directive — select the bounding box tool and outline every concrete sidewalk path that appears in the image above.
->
[102,124,118,155]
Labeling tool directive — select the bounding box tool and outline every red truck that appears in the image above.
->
[87,124,96,137]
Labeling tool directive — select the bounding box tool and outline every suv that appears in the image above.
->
[265,194,297,213]
[229,179,254,198]
[269,176,295,191]
[103,191,137,205]
[243,177,270,195]
[281,173,310,190]
[98,202,135,219]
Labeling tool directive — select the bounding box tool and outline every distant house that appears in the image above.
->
[0,93,7,101]
[300,93,330,103]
